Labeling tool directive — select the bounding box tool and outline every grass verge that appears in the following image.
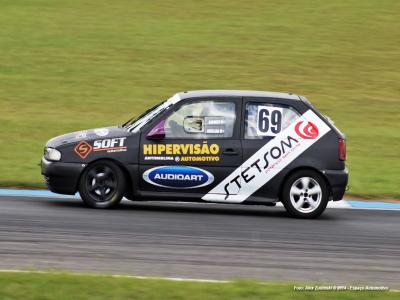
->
[0,271,397,300]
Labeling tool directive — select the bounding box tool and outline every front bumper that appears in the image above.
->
[41,157,84,195]
[323,167,349,201]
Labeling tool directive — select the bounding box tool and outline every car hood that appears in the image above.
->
[46,126,128,148]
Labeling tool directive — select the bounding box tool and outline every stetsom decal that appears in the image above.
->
[143,166,214,189]
[295,121,319,139]
[202,110,331,203]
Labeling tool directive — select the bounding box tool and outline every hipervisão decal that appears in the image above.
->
[143,166,214,189]
[202,110,331,203]
[143,142,220,162]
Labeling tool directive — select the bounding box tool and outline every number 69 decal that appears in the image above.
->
[256,106,283,136]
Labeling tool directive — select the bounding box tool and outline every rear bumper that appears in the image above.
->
[41,157,84,195]
[323,167,348,201]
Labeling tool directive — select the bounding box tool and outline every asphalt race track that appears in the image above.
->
[0,196,399,286]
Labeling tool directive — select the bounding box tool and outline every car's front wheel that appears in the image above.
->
[79,160,126,208]
[281,170,329,219]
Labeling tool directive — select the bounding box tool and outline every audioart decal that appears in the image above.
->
[143,142,220,162]
[202,110,331,203]
[143,166,214,189]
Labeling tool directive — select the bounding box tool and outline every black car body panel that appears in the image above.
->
[41,90,348,203]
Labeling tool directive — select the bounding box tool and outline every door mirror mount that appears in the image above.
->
[146,120,166,140]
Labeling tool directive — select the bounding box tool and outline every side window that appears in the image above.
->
[164,101,236,139]
[245,103,299,139]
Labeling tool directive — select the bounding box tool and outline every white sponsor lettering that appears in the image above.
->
[202,110,331,203]
[207,119,225,125]
[75,131,87,139]
[144,156,174,161]
[206,128,225,134]
[93,137,126,150]
[94,128,109,137]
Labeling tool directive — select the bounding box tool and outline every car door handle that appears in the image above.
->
[223,148,239,156]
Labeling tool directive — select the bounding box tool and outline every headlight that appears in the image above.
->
[44,147,61,161]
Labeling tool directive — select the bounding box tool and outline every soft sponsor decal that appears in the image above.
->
[202,110,331,203]
[93,137,127,153]
[74,141,93,159]
[143,142,220,162]
[74,137,127,159]
[143,166,214,189]
[94,128,109,137]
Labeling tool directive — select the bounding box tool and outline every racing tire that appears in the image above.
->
[78,160,126,209]
[281,170,329,219]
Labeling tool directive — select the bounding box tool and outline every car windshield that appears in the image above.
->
[123,94,180,132]
[122,102,164,128]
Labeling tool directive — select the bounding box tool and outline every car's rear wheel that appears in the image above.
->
[281,170,329,219]
[79,160,126,208]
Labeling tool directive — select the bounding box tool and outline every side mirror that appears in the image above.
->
[146,120,165,140]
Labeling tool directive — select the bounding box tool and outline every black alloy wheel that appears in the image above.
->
[79,160,126,208]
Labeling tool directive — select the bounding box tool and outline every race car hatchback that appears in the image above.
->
[41,90,348,218]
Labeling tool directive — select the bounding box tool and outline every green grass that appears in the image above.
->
[0,0,399,198]
[0,272,397,300]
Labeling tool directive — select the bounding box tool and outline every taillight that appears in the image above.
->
[339,138,346,161]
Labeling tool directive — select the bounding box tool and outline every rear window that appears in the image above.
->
[245,103,300,139]
[301,96,345,137]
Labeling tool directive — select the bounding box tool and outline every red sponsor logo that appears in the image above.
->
[74,141,93,159]
[295,121,319,139]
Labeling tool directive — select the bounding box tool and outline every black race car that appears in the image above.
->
[41,90,348,218]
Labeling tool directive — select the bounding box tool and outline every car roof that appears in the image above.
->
[176,90,301,101]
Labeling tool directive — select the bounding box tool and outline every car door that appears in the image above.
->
[138,97,243,199]
[240,97,303,200]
